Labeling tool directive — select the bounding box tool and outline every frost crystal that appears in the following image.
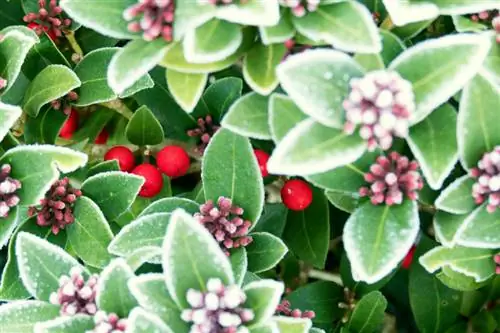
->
[187,115,220,155]
[276,299,315,319]
[0,164,22,219]
[194,197,253,255]
[181,278,254,333]
[470,146,500,213]
[124,0,175,42]
[343,70,415,151]
[279,0,320,17]
[86,311,127,333]
[359,152,423,206]
[49,266,99,316]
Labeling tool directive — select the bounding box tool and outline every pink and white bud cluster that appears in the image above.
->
[51,90,79,115]
[195,197,253,256]
[198,0,248,5]
[0,164,22,219]
[359,152,423,206]
[124,0,175,42]
[279,0,320,17]
[86,311,127,333]
[343,70,415,151]
[49,267,99,316]
[28,177,82,235]
[23,0,71,39]
[181,278,254,333]
[470,146,500,213]
[276,300,315,319]
[187,115,220,155]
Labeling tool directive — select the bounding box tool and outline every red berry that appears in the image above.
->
[281,179,313,211]
[254,149,270,177]
[95,129,109,144]
[402,245,416,270]
[59,109,79,139]
[27,22,57,41]
[104,146,135,172]
[131,164,164,198]
[156,145,190,178]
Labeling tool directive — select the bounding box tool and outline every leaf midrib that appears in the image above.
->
[368,205,390,274]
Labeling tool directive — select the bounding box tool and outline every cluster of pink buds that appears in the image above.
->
[28,177,82,234]
[359,152,423,206]
[187,115,220,155]
[124,0,175,42]
[276,300,315,319]
[86,311,127,333]
[470,146,500,213]
[469,10,500,43]
[0,164,22,219]
[49,266,99,316]
[279,0,320,17]
[51,91,78,115]
[343,70,415,151]
[494,254,500,274]
[181,278,254,333]
[23,0,71,40]
[198,0,248,5]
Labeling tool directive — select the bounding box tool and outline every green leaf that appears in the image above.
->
[0,0,24,30]
[214,0,280,27]
[267,118,366,176]
[457,73,500,169]
[22,65,81,117]
[230,247,248,287]
[0,102,22,142]
[67,196,114,268]
[344,200,419,284]
[420,245,495,283]
[325,191,358,213]
[82,171,145,221]
[73,47,153,107]
[252,203,288,238]
[87,160,120,178]
[434,211,469,248]
[76,27,119,53]
[162,209,234,308]
[183,19,242,64]
[243,43,287,95]
[243,280,284,326]
[24,108,67,145]
[423,0,499,15]
[0,26,38,95]
[452,15,488,33]
[166,69,207,113]
[203,129,265,224]
[268,94,307,143]
[16,232,87,301]
[276,49,364,128]
[221,93,272,140]
[283,186,329,269]
[0,301,59,333]
[70,107,115,143]
[246,232,288,273]
[292,2,381,53]
[437,266,490,292]
[125,105,165,146]
[434,175,476,215]
[259,9,295,45]
[250,322,279,333]
[108,39,169,94]
[34,315,94,333]
[389,34,491,125]
[354,30,406,71]
[60,0,139,39]
[198,77,243,120]
[381,0,439,26]
[96,259,137,317]
[139,197,200,217]
[274,317,312,333]
[407,104,458,190]
[127,308,173,333]
[347,291,387,333]
[455,206,500,249]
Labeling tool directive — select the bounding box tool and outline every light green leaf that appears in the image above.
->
[381,0,439,26]
[230,247,248,287]
[0,207,19,252]
[243,280,284,326]
[221,93,272,140]
[0,102,22,142]
[139,197,200,217]
[166,69,207,113]
[67,196,114,268]
[34,314,94,333]
[214,0,280,27]
[22,65,81,117]
[274,317,312,333]
[457,73,500,169]
[125,105,165,146]
[437,266,490,292]
[127,308,173,333]
[267,118,366,176]
[203,129,265,224]
[344,200,419,284]
[108,39,169,94]
[268,94,307,144]
[243,43,287,95]
[325,191,358,213]
[434,175,476,215]
[277,49,364,128]
[163,209,234,308]
[250,322,279,333]
[246,232,288,273]
[87,160,120,178]
[347,291,387,333]
[259,9,295,45]
[292,2,381,53]
[199,77,243,120]
[455,205,500,249]
[452,15,489,33]
[0,301,59,333]
[354,30,406,71]
[389,34,491,125]
[434,211,469,248]
[16,232,87,301]
[425,0,500,15]
[125,246,162,271]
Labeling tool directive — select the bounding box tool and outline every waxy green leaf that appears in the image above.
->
[243,43,287,95]
[347,291,387,333]
[166,69,207,113]
[125,105,165,146]
[0,102,22,143]
[0,301,59,333]
[435,175,476,215]
[246,232,288,273]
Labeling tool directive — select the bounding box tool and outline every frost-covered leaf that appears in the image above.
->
[259,9,295,45]
[215,0,280,27]
[455,206,500,249]
[16,232,87,301]
[0,301,59,333]
[267,118,366,176]
[230,247,247,287]
[127,308,173,333]
[243,43,287,95]
[389,34,491,125]
[274,317,312,333]
[87,160,120,178]
[166,69,207,113]
[344,200,419,284]
[67,196,114,268]
[139,197,200,217]
[354,30,406,71]
[277,49,364,128]
[268,94,307,144]
[246,232,287,273]
[250,322,279,333]
[434,175,476,215]
[221,93,272,140]
[426,0,500,15]
[292,2,381,53]
[125,105,165,146]
[381,0,439,26]
[199,77,243,120]
[22,65,81,117]
[347,291,387,333]
[243,280,284,326]
[163,209,234,308]
[34,314,94,333]
[434,211,469,248]
[325,191,358,213]
[0,102,22,142]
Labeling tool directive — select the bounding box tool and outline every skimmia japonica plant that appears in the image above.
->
[0,0,499,332]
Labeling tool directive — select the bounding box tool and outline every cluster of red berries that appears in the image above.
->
[104,145,190,198]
